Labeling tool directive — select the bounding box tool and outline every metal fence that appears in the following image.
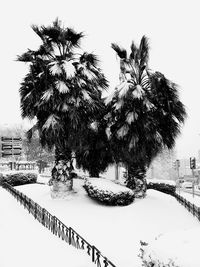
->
[175,193,200,221]
[1,182,116,267]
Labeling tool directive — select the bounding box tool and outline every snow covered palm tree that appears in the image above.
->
[18,19,108,196]
[107,36,186,197]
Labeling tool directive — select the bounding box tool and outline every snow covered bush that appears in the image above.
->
[139,241,179,267]
[83,178,134,205]
[147,179,176,196]
[139,227,200,267]
[0,171,37,186]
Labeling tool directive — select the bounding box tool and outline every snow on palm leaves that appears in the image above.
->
[18,19,108,151]
[107,35,186,162]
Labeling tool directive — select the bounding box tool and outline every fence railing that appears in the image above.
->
[175,193,200,221]
[1,182,116,267]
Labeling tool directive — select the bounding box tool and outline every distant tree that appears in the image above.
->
[107,36,186,197]
[18,19,108,192]
[23,133,55,163]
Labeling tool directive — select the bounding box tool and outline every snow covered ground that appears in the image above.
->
[8,179,199,267]
[177,190,200,207]
[0,186,94,267]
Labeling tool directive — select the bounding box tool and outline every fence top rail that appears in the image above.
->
[176,193,199,209]
[71,226,116,264]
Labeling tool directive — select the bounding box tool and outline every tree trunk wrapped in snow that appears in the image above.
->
[48,147,75,198]
[126,165,147,198]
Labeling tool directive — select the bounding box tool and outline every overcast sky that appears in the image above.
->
[1,0,200,159]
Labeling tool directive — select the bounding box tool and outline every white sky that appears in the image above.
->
[0,0,200,159]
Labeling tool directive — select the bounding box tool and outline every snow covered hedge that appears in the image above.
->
[0,171,37,186]
[147,179,176,196]
[83,178,135,206]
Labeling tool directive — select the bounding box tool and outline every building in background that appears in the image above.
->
[146,149,177,180]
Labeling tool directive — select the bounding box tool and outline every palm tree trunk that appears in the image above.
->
[126,164,147,198]
[49,146,74,198]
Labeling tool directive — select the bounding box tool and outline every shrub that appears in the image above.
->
[0,171,37,186]
[139,241,179,267]
[83,178,134,206]
[147,179,176,196]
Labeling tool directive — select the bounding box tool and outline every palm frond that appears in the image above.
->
[42,114,59,130]
[111,43,127,59]
[126,112,135,124]
[117,81,131,98]
[130,41,138,60]
[26,123,38,141]
[31,25,45,41]
[82,90,92,102]
[49,61,62,75]
[17,50,35,62]
[132,85,144,99]
[117,124,129,138]
[41,88,54,102]
[62,61,76,77]
[138,35,149,66]
[79,52,99,67]
[55,81,70,94]
[64,28,84,47]
[104,90,117,105]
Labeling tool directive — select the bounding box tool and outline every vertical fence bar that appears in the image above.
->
[69,227,72,245]
[42,208,45,226]
[92,246,95,262]
[198,208,200,221]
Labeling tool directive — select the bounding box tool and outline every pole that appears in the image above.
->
[115,163,119,180]
[192,169,195,198]
[177,165,180,195]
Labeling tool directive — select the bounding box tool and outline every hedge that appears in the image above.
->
[0,171,37,186]
[147,179,176,196]
[83,178,135,206]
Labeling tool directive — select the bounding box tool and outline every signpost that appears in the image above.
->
[1,137,22,169]
[173,159,180,194]
[190,157,196,198]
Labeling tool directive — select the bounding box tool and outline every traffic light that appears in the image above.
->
[173,159,180,170]
[190,157,196,169]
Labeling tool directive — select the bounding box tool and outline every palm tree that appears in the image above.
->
[106,36,186,197]
[18,19,108,194]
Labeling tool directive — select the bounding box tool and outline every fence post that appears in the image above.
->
[42,208,46,226]
[51,216,57,235]
[34,203,37,219]
[198,208,200,221]
[69,227,72,245]
[92,246,95,262]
